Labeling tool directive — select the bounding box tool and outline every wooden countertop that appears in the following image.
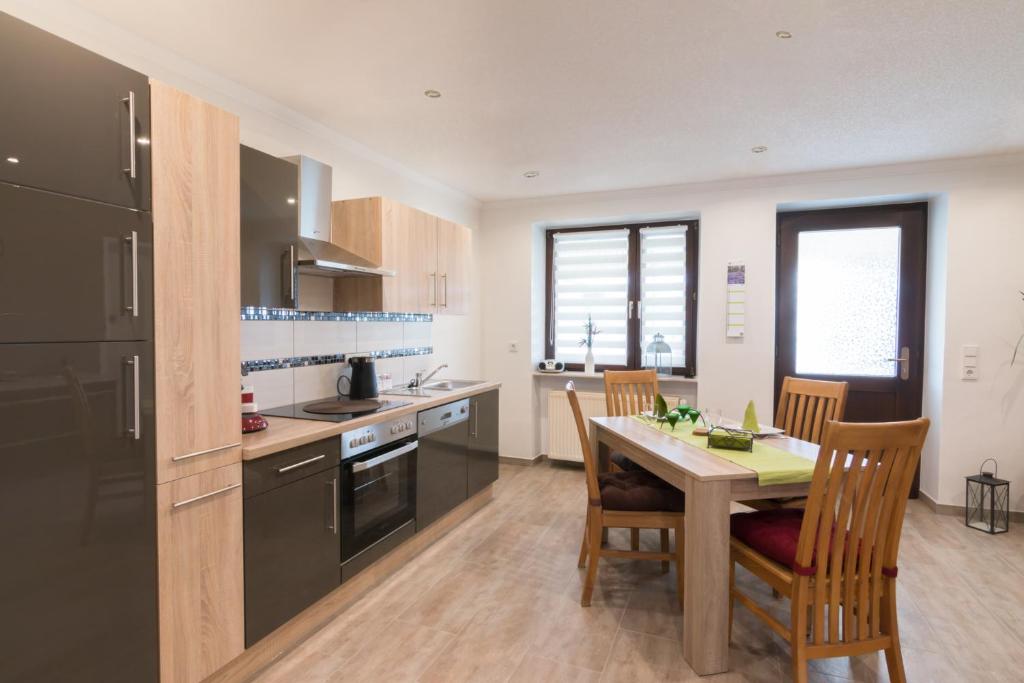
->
[241,381,501,461]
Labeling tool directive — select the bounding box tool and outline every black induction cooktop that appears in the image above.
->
[262,397,413,423]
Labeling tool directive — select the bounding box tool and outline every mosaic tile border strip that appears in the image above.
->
[241,347,433,374]
[241,307,432,323]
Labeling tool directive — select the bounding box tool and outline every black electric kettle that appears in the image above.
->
[338,356,378,400]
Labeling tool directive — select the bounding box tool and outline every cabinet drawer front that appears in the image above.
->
[0,13,150,210]
[157,463,244,683]
[244,437,342,498]
[0,184,154,343]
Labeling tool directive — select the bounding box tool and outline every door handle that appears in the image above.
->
[441,273,448,308]
[172,482,241,509]
[171,442,241,462]
[884,346,911,380]
[277,453,326,474]
[124,231,139,317]
[327,477,338,534]
[122,91,136,179]
[351,441,417,472]
[125,355,140,440]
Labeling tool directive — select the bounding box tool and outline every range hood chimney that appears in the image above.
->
[284,155,394,277]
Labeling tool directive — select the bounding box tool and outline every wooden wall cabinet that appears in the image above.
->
[151,80,241,484]
[151,80,244,683]
[157,464,245,683]
[331,197,470,315]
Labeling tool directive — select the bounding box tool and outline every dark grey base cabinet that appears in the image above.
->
[243,438,341,646]
[468,390,500,495]
[416,391,500,532]
[0,12,150,210]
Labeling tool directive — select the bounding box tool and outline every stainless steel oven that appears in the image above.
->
[339,415,418,581]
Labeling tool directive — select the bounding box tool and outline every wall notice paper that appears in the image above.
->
[727,263,745,338]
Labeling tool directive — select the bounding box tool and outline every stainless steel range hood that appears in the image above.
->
[284,155,395,278]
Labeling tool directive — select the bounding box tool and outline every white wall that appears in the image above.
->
[2,0,483,381]
[481,153,1024,512]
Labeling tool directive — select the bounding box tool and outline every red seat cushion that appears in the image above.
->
[730,508,806,569]
[598,471,684,512]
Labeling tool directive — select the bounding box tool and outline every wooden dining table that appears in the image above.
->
[588,416,821,677]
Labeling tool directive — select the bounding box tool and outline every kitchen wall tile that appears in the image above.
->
[294,364,342,403]
[240,320,293,361]
[373,357,405,389]
[357,322,403,352]
[404,321,432,348]
[245,367,293,409]
[294,320,358,357]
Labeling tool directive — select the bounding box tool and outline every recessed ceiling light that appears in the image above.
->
[286,197,296,205]
[523,170,540,178]
[5,156,19,164]
[776,30,792,39]
[424,89,441,98]
[751,146,768,154]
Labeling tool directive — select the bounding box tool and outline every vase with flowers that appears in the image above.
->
[578,314,601,374]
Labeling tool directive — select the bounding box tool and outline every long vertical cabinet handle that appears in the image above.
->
[470,399,478,439]
[326,477,338,534]
[126,355,141,440]
[441,274,448,308]
[290,244,296,303]
[122,91,137,179]
[124,231,139,317]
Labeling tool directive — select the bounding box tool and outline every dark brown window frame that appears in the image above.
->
[544,219,699,377]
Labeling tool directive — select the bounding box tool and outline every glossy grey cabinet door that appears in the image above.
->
[240,144,299,308]
[468,390,500,495]
[0,12,151,210]
[416,419,469,531]
[243,465,341,646]
[0,183,153,343]
[0,341,157,683]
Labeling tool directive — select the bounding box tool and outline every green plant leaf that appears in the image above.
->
[654,393,668,418]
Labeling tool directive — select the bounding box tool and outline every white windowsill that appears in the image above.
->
[532,370,697,383]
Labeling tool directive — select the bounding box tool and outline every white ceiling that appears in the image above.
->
[72,0,1024,201]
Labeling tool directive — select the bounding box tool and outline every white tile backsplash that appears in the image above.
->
[241,321,293,361]
[357,322,403,352]
[373,357,404,389]
[294,365,342,402]
[246,367,293,409]
[294,320,357,357]
[404,321,431,348]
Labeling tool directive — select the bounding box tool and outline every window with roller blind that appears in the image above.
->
[544,220,698,376]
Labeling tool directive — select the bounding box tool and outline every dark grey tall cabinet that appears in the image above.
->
[0,11,158,683]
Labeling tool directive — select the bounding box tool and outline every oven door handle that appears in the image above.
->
[351,440,417,472]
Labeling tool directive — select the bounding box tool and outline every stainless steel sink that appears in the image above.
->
[421,379,485,391]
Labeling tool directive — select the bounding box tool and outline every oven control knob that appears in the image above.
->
[369,434,376,442]
[357,436,366,445]
[348,439,357,448]
[391,425,398,434]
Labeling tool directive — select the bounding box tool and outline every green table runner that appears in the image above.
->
[629,416,816,486]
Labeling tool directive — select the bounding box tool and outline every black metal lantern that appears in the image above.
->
[965,458,1009,534]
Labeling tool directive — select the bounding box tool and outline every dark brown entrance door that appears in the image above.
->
[776,203,928,489]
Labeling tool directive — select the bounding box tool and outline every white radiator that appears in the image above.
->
[546,390,681,462]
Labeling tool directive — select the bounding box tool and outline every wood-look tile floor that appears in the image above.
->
[254,462,1024,682]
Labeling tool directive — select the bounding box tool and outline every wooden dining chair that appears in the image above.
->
[775,377,849,445]
[729,418,930,683]
[746,377,849,512]
[603,369,663,550]
[567,381,685,607]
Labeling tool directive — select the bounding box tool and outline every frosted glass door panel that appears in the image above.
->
[795,227,901,377]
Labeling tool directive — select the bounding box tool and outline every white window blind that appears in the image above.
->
[551,229,629,366]
[640,225,688,368]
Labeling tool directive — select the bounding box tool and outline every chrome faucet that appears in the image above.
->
[409,363,448,388]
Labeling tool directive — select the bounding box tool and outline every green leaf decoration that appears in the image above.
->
[665,412,680,430]
[654,393,668,418]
